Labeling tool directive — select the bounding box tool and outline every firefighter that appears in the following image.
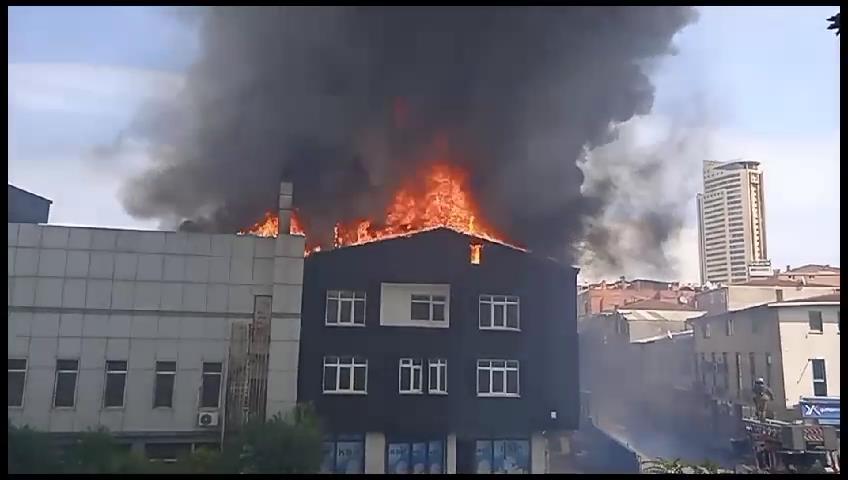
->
[752,378,774,421]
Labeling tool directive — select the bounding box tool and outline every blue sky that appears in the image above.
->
[7,6,840,282]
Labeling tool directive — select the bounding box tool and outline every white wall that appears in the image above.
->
[777,305,841,409]
[8,223,304,435]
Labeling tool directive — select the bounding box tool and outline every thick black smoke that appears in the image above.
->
[121,6,697,262]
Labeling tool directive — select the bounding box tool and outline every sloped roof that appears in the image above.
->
[736,278,832,288]
[617,298,695,311]
[632,329,694,344]
[785,264,840,274]
[774,293,840,304]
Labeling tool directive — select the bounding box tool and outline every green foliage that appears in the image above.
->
[9,404,324,474]
[8,422,62,474]
[236,403,324,474]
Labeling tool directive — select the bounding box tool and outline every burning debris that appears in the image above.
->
[118,7,697,266]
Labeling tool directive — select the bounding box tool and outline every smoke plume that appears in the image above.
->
[120,6,698,265]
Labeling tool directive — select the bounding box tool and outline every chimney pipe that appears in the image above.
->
[278,182,293,236]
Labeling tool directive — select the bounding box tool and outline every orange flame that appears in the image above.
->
[240,163,521,255]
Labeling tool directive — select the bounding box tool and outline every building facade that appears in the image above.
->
[690,294,840,422]
[7,183,304,459]
[696,159,768,285]
[298,228,579,474]
[9,184,52,224]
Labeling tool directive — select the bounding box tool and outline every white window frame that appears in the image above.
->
[410,294,447,322]
[154,361,177,408]
[200,362,223,409]
[428,359,448,395]
[398,358,424,394]
[479,295,521,331]
[477,359,520,398]
[103,360,128,409]
[323,356,368,395]
[53,359,79,409]
[811,358,828,396]
[325,290,367,327]
[8,358,28,408]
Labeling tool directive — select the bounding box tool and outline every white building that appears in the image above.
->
[694,279,839,317]
[696,159,768,285]
[689,294,840,421]
[7,183,304,460]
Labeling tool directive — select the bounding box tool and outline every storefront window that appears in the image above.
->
[320,435,364,474]
[387,439,444,474]
[475,439,530,474]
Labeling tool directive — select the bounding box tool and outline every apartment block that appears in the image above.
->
[298,228,579,474]
[689,294,840,421]
[697,159,768,285]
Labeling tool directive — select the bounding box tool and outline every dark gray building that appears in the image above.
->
[8,185,51,224]
[298,228,579,474]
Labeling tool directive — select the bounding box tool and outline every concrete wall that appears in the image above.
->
[692,307,785,410]
[696,285,838,316]
[777,305,840,409]
[8,223,304,437]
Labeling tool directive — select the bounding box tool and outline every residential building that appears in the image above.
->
[577,277,701,318]
[9,184,52,224]
[689,294,840,422]
[779,264,840,288]
[297,228,579,474]
[7,182,304,460]
[696,159,768,285]
[694,279,839,316]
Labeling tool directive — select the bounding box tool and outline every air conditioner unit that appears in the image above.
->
[197,411,220,427]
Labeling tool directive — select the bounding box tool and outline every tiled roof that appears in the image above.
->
[776,293,840,303]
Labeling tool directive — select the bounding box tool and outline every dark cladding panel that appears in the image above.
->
[297,228,579,437]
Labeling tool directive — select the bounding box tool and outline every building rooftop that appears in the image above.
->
[784,264,840,274]
[735,278,833,288]
[772,293,840,304]
[632,329,694,345]
[8,184,52,204]
[617,298,697,311]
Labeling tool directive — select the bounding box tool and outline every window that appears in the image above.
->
[145,443,191,464]
[104,360,127,408]
[808,311,823,333]
[428,359,448,394]
[710,353,717,390]
[477,360,520,397]
[475,440,530,474]
[8,359,27,407]
[765,354,773,386]
[735,353,743,396]
[749,353,757,385]
[53,359,79,408]
[387,440,445,474]
[323,356,367,394]
[726,318,734,336]
[703,322,711,339]
[411,295,446,322]
[326,290,366,326]
[399,358,423,394]
[699,353,707,386]
[811,359,827,396]
[775,289,784,302]
[320,435,365,474]
[721,353,729,390]
[154,361,177,408]
[479,295,520,330]
[200,362,223,408]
